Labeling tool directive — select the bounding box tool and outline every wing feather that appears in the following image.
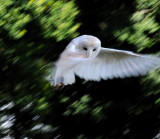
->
[73,47,160,82]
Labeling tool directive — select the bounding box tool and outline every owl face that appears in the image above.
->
[76,35,101,58]
[81,44,100,58]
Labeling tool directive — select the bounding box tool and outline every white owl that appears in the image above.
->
[49,35,160,89]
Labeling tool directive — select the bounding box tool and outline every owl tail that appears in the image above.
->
[47,78,54,86]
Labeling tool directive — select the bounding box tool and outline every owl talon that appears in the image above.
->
[54,83,64,90]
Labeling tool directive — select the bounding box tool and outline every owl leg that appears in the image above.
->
[54,76,64,90]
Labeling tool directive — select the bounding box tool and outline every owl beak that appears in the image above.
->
[87,51,92,57]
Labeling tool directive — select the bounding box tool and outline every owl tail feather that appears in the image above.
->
[47,78,54,86]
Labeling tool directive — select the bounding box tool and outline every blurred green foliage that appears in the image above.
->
[0,0,80,40]
[114,0,160,51]
[0,0,160,138]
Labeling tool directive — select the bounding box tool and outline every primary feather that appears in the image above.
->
[74,48,160,81]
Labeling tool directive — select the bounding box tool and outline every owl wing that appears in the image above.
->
[73,47,160,81]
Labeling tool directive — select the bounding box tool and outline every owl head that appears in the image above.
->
[71,35,101,58]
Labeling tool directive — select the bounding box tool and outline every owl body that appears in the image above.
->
[51,35,160,88]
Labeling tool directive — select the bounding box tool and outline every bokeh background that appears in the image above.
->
[0,0,160,138]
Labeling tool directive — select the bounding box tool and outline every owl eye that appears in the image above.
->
[83,47,88,51]
[93,48,96,51]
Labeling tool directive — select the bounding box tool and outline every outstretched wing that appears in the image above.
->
[73,47,160,81]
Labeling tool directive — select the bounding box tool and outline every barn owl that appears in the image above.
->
[49,35,160,89]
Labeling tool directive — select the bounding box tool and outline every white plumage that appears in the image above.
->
[50,35,160,88]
